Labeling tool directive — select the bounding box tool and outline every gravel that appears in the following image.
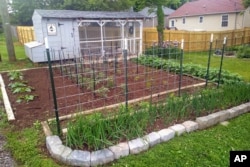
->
[0,100,17,167]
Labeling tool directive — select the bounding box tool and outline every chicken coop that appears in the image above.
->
[24,9,145,62]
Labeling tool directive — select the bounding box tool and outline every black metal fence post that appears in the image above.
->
[206,34,213,87]
[217,37,227,88]
[123,39,128,110]
[45,38,61,136]
[178,39,184,97]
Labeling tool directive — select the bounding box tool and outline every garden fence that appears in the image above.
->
[16,26,250,52]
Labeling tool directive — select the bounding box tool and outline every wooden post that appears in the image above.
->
[0,0,16,61]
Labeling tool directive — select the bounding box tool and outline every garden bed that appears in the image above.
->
[1,60,204,129]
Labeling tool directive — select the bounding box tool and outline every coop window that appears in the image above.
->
[221,15,228,27]
[199,16,203,23]
[182,17,186,24]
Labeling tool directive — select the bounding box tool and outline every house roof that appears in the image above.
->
[138,6,175,18]
[34,9,145,20]
[169,0,245,18]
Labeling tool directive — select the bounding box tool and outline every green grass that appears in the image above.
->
[183,52,250,82]
[110,113,250,167]
[0,106,65,167]
[0,33,35,72]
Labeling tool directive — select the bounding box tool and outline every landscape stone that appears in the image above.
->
[217,110,230,122]
[157,128,175,142]
[46,135,62,154]
[59,146,72,163]
[91,148,114,166]
[237,104,249,114]
[143,132,161,147]
[128,138,149,154]
[67,150,90,167]
[245,102,250,111]
[227,108,239,119]
[196,116,209,129]
[169,124,186,136]
[108,142,129,159]
[182,121,198,133]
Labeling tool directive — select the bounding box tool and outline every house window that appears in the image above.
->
[221,15,228,27]
[182,17,185,24]
[171,20,175,27]
[199,16,203,23]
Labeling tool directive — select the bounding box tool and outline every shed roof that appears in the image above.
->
[138,6,175,18]
[169,0,245,18]
[34,9,145,20]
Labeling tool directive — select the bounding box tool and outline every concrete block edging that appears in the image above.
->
[45,102,250,167]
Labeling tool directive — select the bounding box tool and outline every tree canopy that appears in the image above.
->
[243,0,250,8]
[11,0,64,25]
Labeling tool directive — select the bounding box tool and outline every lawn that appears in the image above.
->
[0,33,35,72]
[111,113,250,167]
[183,52,250,82]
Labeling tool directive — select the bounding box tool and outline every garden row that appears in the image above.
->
[136,56,243,84]
[6,71,36,103]
[63,81,250,151]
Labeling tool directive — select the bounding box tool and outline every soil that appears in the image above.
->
[1,60,204,129]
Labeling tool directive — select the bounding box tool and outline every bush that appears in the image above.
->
[236,45,250,58]
[145,46,181,59]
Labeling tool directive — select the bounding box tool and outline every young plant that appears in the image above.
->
[95,86,110,98]
[7,71,24,81]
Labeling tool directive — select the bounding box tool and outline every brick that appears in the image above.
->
[157,128,175,142]
[182,121,198,133]
[143,132,161,147]
[128,138,149,154]
[109,142,129,160]
[67,150,90,167]
[91,148,114,166]
[169,124,186,136]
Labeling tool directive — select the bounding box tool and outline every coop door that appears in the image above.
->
[58,20,76,54]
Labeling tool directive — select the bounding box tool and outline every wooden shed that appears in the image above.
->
[24,9,145,62]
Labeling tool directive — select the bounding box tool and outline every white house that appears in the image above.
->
[168,0,250,31]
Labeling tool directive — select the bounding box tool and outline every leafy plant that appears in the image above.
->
[17,95,36,103]
[7,71,24,81]
[236,45,250,58]
[94,86,110,98]
[137,56,243,84]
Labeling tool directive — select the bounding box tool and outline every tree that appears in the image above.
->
[62,0,135,11]
[11,0,64,25]
[243,0,250,8]
[141,0,184,46]
[0,0,16,61]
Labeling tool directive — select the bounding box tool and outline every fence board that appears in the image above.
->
[16,26,35,44]
[16,26,250,51]
[143,27,250,51]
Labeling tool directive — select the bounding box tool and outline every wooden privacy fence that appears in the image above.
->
[16,26,250,52]
[16,26,35,44]
[143,27,250,52]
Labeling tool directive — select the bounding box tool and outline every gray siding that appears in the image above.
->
[32,11,43,42]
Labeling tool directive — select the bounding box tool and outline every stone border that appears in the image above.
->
[44,102,250,167]
[0,74,15,121]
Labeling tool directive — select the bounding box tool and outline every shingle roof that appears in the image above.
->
[138,6,175,18]
[169,0,245,18]
[34,9,145,20]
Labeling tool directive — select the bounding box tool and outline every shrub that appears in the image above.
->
[236,45,250,58]
[145,46,181,59]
